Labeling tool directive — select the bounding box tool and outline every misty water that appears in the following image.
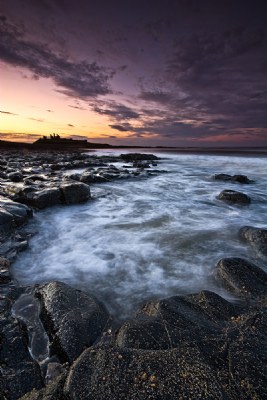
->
[12,152,267,321]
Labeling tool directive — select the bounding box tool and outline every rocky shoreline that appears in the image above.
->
[0,150,266,399]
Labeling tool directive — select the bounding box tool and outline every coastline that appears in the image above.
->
[0,149,266,399]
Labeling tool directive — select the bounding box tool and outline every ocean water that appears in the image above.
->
[12,152,267,320]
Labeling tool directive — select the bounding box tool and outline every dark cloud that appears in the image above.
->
[0,132,41,141]
[0,110,18,115]
[1,1,267,146]
[46,109,53,112]
[139,91,173,104]
[68,124,74,127]
[109,124,131,132]
[66,134,88,141]
[69,105,86,110]
[93,101,139,121]
[0,17,114,99]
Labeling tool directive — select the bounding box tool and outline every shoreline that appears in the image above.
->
[0,149,266,399]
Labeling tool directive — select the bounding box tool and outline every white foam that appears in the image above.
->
[12,153,267,319]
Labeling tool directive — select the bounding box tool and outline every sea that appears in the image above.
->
[12,150,267,321]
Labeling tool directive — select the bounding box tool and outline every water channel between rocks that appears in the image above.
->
[12,152,267,321]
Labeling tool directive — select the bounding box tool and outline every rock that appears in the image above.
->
[80,172,108,184]
[35,281,110,363]
[64,345,227,400]
[116,294,229,350]
[0,197,33,226]
[214,174,253,184]
[0,207,14,231]
[25,188,61,209]
[217,189,251,205]
[239,226,267,257]
[0,256,11,284]
[19,373,66,400]
[0,313,43,399]
[216,257,267,300]
[120,153,158,162]
[7,171,24,182]
[60,182,91,204]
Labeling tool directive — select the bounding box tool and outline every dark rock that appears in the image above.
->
[116,294,224,350]
[120,153,158,162]
[64,345,227,400]
[0,256,11,284]
[0,207,14,231]
[216,257,267,300]
[7,171,24,182]
[217,189,251,205]
[0,197,33,226]
[35,281,110,363]
[60,182,91,204]
[214,174,253,184]
[64,173,81,182]
[25,188,61,209]
[80,172,108,184]
[19,373,66,400]
[239,226,267,257]
[0,313,43,399]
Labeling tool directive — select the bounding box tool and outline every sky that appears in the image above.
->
[1,0,267,147]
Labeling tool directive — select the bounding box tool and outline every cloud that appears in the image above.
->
[93,101,140,120]
[0,132,41,141]
[68,123,74,127]
[109,124,132,132]
[139,90,173,104]
[28,117,44,122]
[46,109,53,112]
[69,105,86,110]
[0,16,114,99]
[0,110,18,115]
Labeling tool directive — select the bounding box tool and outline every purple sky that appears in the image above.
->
[1,0,267,146]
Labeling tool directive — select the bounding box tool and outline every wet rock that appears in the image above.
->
[0,256,11,284]
[239,226,267,257]
[120,153,158,162]
[64,344,227,400]
[216,257,267,300]
[0,197,33,226]
[7,171,24,182]
[60,182,91,204]
[116,294,225,350]
[217,189,251,205]
[25,188,61,209]
[214,174,253,184]
[0,313,43,399]
[35,281,110,363]
[19,373,66,400]
[0,207,14,231]
[80,171,108,184]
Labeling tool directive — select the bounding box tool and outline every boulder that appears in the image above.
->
[217,189,251,205]
[60,182,91,204]
[214,174,253,184]
[0,197,32,226]
[216,257,267,300]
[120,153,158,162]
[64,345,226,400]
[26,188,61,209]
[7,171,24,182]
[0,313,43,399]
[115,293,233,351]
[0,207,14,231]
[0,256,11,284]
[239,226,267,257]
[35,282,110,363]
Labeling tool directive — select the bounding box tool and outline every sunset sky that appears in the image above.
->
[1,0,267,146]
